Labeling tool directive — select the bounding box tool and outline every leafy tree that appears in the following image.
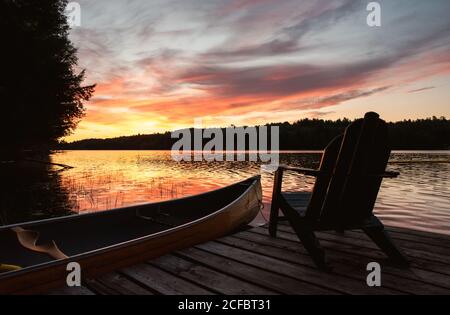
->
[0,0,95,157]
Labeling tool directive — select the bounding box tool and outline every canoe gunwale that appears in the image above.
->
[0,175,261,282]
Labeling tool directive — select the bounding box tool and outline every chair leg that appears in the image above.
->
[363,226,410,268]
[290,223,330,271]
[268,202,279,238]
[269,168,284,238]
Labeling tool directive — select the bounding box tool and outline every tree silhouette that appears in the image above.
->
[0,0,95,158]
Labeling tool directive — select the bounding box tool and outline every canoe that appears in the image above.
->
[0,176,262,294]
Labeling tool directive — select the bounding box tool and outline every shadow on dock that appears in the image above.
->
[49,222,450,295]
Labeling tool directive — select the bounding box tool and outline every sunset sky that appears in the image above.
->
[68,0,450,141]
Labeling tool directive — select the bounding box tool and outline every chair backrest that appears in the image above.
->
[304,134,342,220]
[309,112,391,224]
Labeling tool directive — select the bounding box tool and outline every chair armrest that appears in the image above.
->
[368,171,400,178]
[278,165,323,177]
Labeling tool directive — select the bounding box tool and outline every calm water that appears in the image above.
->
[1,151,449,235]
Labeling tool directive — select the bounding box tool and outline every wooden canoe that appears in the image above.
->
[0,176,262,294]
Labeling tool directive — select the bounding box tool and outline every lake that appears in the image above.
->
[0,151,449,235]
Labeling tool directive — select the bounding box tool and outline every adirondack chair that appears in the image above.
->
[269,112,409,270]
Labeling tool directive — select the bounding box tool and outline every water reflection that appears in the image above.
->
[1,151,449,236]
[0,159,73,225]
[375,153,450,235]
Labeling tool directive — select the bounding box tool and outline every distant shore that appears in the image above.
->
[59,116,450,151]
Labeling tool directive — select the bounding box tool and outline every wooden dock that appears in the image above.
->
[50,222,450,295]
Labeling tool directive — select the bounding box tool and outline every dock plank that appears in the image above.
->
[275,224,450,259]
[50,223,450,295]
[355,229,450,249]
[254,227,450,275]
[177,247,336,295]
[121,263,213,295]
[151,254,277,295]
[48,285,95,295]
[237,230,450,290]
[223,232,450,294]
[86,272,154,295]
[387,226,450,243]
[196,240,403,295]
[278,221,450,246]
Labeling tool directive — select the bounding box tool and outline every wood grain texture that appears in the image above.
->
[49,224,450,295]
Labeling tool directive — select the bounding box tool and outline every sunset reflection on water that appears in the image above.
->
[46,150,450,235]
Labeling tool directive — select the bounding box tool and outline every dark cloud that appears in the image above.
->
[288,86,392,110]
[200,0,359,62]
[177,56,396,99]
[200,39,303,61]
[408,86,436,93]
[175,11,450,104]
[282,0,362,42]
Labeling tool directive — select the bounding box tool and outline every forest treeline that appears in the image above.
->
[60,116,450,151]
